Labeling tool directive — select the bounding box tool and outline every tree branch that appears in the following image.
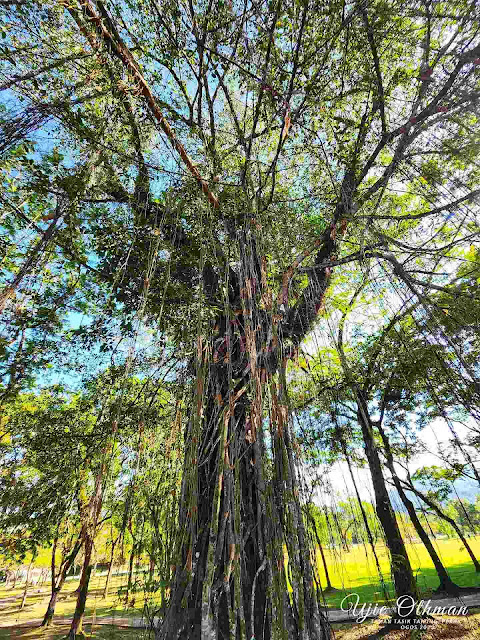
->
[63,0,219,208]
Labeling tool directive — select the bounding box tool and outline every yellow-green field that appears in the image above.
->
[0,628,142,640]
[315,536,480,607]
[1,537,479,636]
[0,573,153,629]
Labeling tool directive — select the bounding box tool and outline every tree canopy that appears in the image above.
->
[1,0,480,638]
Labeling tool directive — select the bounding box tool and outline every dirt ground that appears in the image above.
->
[332,612,480,639]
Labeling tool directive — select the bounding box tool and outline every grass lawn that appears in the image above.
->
[1,537,480,634]
[0,573,161,628]
[0,627,146,640]
[316,536,480,608]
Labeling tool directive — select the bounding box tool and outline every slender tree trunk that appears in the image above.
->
[376,422,461,594]
[103,537,118,600]
[452,487,477,535]
[42,536,58,627]
[50,536,58,595]
[67,420,114,637]
[404,483,480,572]
[42,537,83,627]
[125,539,136,604]
[318,540,332,591]
[67,533,94,639]
[20,559,33,610]
[306,509,334,591]
[341,437,385,580]
[394,476,459,593]
[149,554,155,584]
[103,560,114,600]
[355,393,417,601]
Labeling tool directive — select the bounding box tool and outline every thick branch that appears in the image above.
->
[64,0,218,208]
[360,7,387,134]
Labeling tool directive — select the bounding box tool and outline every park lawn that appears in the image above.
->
[1,536,480,631]
[316,536,480,608]
[0,573,163,628]
[0,626,146,640]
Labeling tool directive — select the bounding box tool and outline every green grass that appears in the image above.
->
[0,573,157,628]
[0,627,146,640]
[1,536,480,634]
[315,536,480,608]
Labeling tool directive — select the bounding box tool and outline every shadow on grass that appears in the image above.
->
[319,581,396,609]
[0,627,145,640]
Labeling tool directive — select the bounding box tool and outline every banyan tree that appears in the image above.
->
[1,0,480,638]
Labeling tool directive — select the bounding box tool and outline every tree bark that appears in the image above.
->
[403,482,480,572]
[157,335,328,639]
[355,392,417,602]
[20,559,33,610]
[103,536,118,599]
[67,532,94,638]
[42,536,83,627]
[376,422,461,594]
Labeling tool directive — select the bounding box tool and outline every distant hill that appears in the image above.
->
[390,476,480,513]
[449,476,480,502]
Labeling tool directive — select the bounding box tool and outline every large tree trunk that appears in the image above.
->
[42,537,83,627]
[153,163,350,638]
[356,392,417,602]
[157,369,269,639]
[157,327,328,639]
